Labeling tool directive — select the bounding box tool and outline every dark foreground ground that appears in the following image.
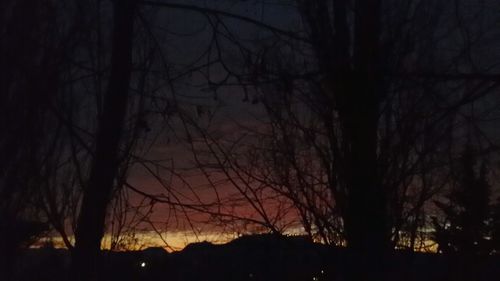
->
[7,234,500,281]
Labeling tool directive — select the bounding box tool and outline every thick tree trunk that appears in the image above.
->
[340,91,388,281]
[302,0,389,280]
[71,1,136,281]
[341,1,389,280]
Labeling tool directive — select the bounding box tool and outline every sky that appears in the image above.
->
[96,0,305,250]
[114,0,500,251]
[27,0,500,252]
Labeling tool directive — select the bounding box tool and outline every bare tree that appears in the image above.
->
[135,1,500,280]
[70,1,138,280]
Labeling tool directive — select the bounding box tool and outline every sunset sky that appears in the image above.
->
[20,0,500,253]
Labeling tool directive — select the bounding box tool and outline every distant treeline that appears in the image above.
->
[11,234,500,281]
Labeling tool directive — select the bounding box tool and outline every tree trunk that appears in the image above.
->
[302,0,389,279]
[340,1,389,280]
[71,1,136,280]
[340,88,388,281]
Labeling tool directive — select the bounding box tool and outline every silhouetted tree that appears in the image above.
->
[143,1,500,268]
[432,144,491,255]
[71,1,138,280]
[0,0,73,279]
